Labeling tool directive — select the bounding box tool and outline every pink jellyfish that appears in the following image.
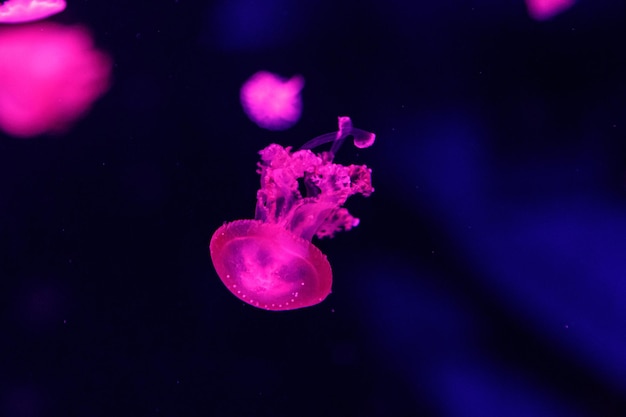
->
[210,117,375,311]
[0,23,111,138]
[0,0,66,23]
[525,0,575,21]
[240,71,304,131]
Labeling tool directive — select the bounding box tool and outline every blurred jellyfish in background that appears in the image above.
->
[525,0,575,20]
[0,0,66,23]
[240,71,304,131]
[0,23,111,138]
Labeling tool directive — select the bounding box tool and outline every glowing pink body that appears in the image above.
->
[240,71,304,131]
[525,0,575,20]
[210,117,375,311]
[0,23,111,138]
[0,0,66,23]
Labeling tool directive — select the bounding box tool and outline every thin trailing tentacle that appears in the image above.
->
[299,117,376,157]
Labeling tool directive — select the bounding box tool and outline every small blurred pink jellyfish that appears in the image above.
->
[526,0,575,21]
[0,0,66,23]
[0,23,111,138]
[240,71,304,131]
[210,117,375,311]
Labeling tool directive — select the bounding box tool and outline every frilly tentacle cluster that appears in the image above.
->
[255,144,373,241]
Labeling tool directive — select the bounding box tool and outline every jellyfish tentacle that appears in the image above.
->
[255,127,374,241]
[301,116,376,157]
[328,116,353,155]
[299,132,338,151]
[350,128,376,149]
[336,116,376,150]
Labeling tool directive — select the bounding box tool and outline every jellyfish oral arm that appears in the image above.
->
[255,142,373,240]
[255,117,374,241]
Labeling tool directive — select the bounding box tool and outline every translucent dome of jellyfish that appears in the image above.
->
[210,117,376,311]
[0,0,66,23]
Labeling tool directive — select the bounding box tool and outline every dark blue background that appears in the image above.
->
[1,0,626,416]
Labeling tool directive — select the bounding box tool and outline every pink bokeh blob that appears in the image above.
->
[0,23,112,138]
[240,71,304,131]
[0,0,66,23]
[525,0,575,21]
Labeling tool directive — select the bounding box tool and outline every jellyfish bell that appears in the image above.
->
[0,0,66,24]
[210,220,332,311]
[209,116,375,311]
